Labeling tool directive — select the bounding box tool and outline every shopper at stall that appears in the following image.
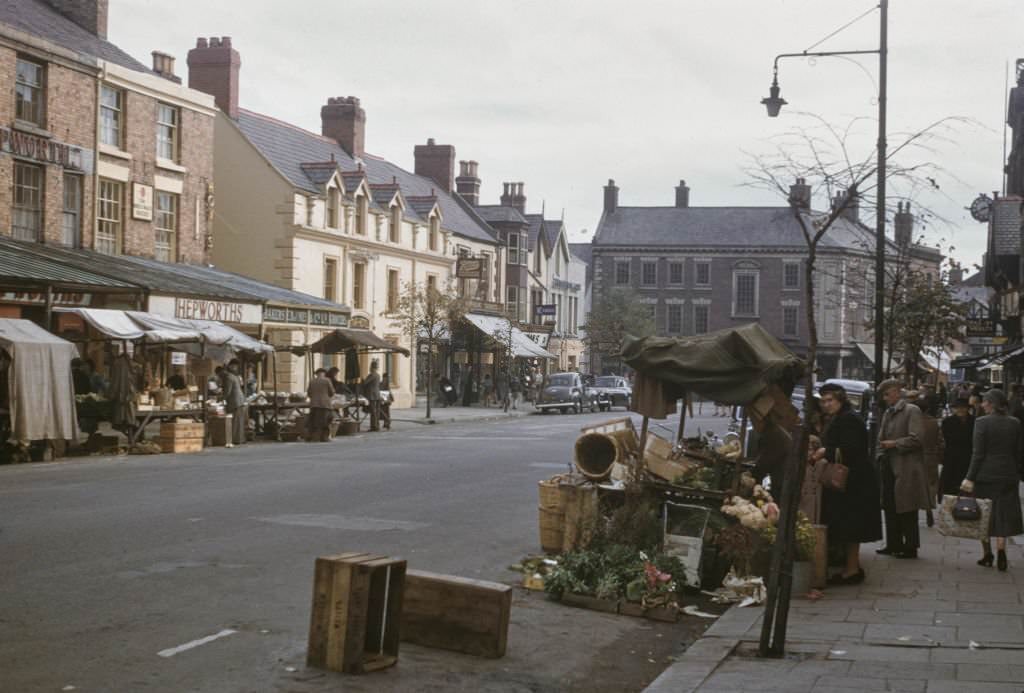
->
[71,358,91,395]
[306,368,335,442]
[811,383,881,584]
[84,359,107,397]
[876,379,932,559]
[939,398,975,499]
[364,360,382,432]
[325,367,352,397]
[960,388,1024,571]
[222,360,246,447]
[166,366,186,391]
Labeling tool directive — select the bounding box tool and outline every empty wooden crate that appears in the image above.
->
[307,552,406,674]
[157,421,205,454]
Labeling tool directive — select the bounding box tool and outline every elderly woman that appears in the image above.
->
[810,383,882,584]
[961,388,1024,571]
[877,379,933,559]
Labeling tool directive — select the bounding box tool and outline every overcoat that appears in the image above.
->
[919,415,944,494]
[822,408,882,543]
[877,399,933,513]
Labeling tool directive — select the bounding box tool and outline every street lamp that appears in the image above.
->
[757,0,889,658]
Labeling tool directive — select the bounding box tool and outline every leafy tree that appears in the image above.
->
[583,288,656,374]
[887,269,965,387]
[387,280,467,419]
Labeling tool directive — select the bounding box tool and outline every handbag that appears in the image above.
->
[952,495,981,521]
[819,448,849,492]
[936,494,993,540]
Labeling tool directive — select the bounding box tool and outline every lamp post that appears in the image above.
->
[758,0,888,657]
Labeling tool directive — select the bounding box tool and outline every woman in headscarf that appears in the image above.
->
[961,388,1024,571]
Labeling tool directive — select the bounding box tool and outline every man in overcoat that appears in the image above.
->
[876,379,933,558]
[222,360,247,447]
[363,360,382,432]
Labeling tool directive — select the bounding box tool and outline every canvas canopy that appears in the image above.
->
[126,312,272,357]
[306,328,411,356]
[621,323,805,405]
[0,318,78,442]
[57,308,203,344]
[463,312,556,359]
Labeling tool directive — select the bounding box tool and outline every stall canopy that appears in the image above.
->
[0,318,78,442]
[305,328,411,356]
[463,312,556,359]
[126,311,272,357]
[621,323,805,405]
[58,308,203,344]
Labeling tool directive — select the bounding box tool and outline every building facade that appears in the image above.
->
[588,178,943,379]
[189,38,502,404]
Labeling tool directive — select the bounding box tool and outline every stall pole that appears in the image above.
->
[675,392,687,444]
[272,350,280,422]
[758,422,809,657]
[637,415,650,478]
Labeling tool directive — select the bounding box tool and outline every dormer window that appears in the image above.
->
[389,205,401,243]
[429,216,439,251]
[327,188,340,229]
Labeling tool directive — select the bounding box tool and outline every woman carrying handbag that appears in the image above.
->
[960,388,1024,571]
[810,383,882,585]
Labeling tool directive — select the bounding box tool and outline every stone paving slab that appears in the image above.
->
[926,680,1024,693]
[955,663,1024,682]
[847,608,936,625]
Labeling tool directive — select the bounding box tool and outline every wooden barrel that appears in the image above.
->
[573,432,620,481]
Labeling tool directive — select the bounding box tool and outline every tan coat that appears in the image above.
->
[878,399,933,513]
[919,415,944,494]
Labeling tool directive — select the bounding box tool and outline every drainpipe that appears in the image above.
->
[93,64,103,253]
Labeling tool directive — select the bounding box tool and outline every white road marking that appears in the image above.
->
[256,514,427,531]
[158,629,237,658]
[530,463,572,469]
[412,435,541,441]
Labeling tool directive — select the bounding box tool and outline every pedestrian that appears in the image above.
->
[919,405,944,527]
[812,383,882,584]
[71,357,91,395]
[166,366,187,392]
[509,372,522,410]
[306,368,334,442]
[481,372,494,407]
[937,382,948,413]
[960,388,1024,571]
[363,360,382,431]
[876,379,932,559]
[222,360,247,447]
[939,398,975,500]
[325,367,351,396]
[438,374,455,407]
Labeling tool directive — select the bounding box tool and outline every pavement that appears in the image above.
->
[646,505,1024,692]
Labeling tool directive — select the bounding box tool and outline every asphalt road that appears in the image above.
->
[0,409,728,692]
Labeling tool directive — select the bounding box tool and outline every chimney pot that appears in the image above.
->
[456,159,482,206]
[788,177,812,209]
[197,37,208,48]
[604,179,619,214]
[320,96,366,160]
[675,179,690,208]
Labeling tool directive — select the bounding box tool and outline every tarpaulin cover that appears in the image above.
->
[307,328,411,356]
[57,308,202,344]
[621,323,805,405]
[0,318,78,442]
[463,312,556,359]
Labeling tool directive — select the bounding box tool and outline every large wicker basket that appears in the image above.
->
[538,476,567,553]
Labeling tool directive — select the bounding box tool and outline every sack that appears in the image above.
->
[936,494,993,540]
[952,495,981,521]
[819,448,849,492]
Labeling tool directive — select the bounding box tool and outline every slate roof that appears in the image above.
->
[474,205,529,225]
[961,271,985,287]
[299,162,338,186]
[0,238,137,290]
[0,0,150,72]
[569,242,593,267]
[523,214,549,254]
[234,109,496,245]
[592,206,897,254]
[406,195,439,219]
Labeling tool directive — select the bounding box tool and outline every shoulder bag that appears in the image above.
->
[819,447,850,492]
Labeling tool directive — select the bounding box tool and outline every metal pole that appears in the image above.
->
[873,0,888,390]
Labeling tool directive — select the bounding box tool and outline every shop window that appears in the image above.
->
[62,174,82,247]
[352,261,366,309]
[669,261,683,285]
[15,57,45,127]
[615,260,630,285]
[156,103,179,162]
[387,269,400,313]
[323,257,338,301]
[154,191,178,262]
[695,260,710,287]
[12,162,43,241]
[100,84,124,148]
[96,179,123,255]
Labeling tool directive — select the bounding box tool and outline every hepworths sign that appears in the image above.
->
[148,294,262,325]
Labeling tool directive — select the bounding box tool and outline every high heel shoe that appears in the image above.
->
[978,553,994,567]
[997,550,1008,572]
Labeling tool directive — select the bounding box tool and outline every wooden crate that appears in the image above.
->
[159,421,205,439]
[307,552,406,674]
[156,437,203,454]
[208,415,232,447]
[400,570,512,658]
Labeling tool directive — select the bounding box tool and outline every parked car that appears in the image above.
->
[536,372,599,414]
[590,375,632,411]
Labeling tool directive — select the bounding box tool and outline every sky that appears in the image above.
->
[111,0,1022,269]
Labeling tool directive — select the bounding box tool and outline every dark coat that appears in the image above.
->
[938,414,974,496]
[821,408,882,544]
[967,413,1023,484]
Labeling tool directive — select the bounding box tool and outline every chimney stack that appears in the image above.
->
[675,179,690,208]
[456,160,481,206]
[151,51,181,84]
[603,179,619,214]
[414,138,456,193]
[947,266,964,284]
[500,182,526,213]
[187,37,241,119]
[830,187,860,224]
[894,201,914,246]
[321,97,366,160]
[788,177,811,209]
[47,0,107,39]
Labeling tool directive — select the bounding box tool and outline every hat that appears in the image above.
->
[951,397,970,409]
[982,388,1008,409]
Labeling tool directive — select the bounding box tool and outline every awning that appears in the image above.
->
[305,328,411,356]
[981,344,1024,369]
[463,313,556,359]
[57,308,203,344]
[128,312,273,356]
[950,353,989,369]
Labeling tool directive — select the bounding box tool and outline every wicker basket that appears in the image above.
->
[538,477,564,511]
[538,506,564,553]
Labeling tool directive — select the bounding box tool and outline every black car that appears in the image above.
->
[536,372,599,414]
[590,375,632,411]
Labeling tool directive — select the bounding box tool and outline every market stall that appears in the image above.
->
[0,318,78,451]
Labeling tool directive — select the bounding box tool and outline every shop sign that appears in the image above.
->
[973,336,1009,346]
[148,294,262,325]
[534,304,556,317]
[328,312,348,327]
[523,332,550,348]
[965,318,994,338]
[309,310,349,327]
[0,290,91,306]
[349,315,370,329]
[287,308,308,324]
[262,305,312,324]
[456,257,484,279]
[170,351,187,365]
[132,183,153,220]
[0,126,88,171]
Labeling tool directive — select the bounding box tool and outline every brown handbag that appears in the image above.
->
[820,448,850,492]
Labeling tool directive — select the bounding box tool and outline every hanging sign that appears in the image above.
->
[132,183,153,220]
[170,351,187,365]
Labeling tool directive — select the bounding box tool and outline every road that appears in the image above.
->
[0,409,729,692]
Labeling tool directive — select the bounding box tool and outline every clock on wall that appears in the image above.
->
[969,193,993,223]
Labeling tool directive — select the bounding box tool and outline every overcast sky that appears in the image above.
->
[112,0,1020,269]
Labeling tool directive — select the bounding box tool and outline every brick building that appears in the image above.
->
[587,178,942,379]
[0,0,215,271]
